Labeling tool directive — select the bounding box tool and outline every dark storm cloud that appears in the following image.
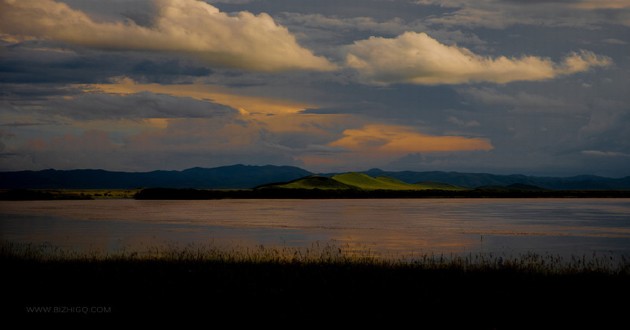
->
[1,84,83,101]
[4,90,237,121]
[211,0,447,21]
[301,83,468,119]
[418,0,630,28]
[499,0,577,4]
[0,41,213,85]
[131,60,213,81]
[60,0,158,26]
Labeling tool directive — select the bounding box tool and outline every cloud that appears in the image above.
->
[345,32,612,85]
[291,123,494,171]
[8,115,307,171]
[448,116,480,128]
[0,38,219,85]
[279,13,410,37]
[85,77,314,116]
[415,0,630,28]
[0,0,335,72]
[459,87,575,113]
[574,1,630,9]
[329,124,493,155]
[45,91,237,121]
[581,150,630,157]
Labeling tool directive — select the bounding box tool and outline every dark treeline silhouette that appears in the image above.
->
[2,187,628,200]
[0,189,93,200]
[133,187,630,200]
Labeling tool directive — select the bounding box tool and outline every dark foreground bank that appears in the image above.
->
[3,244,629,328]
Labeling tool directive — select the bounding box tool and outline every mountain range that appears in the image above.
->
[1,164,630,190]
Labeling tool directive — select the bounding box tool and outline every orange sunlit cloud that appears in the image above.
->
[83,77,355,140]
[84,77,313,116]
[329,124,493,155]
[574,0,630,9]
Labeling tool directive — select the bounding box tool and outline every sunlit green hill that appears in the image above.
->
[332,173,420,190]
[331,173,466,191]
[258,173,470,191]
[414,181,468,191]
[258,176,355,190]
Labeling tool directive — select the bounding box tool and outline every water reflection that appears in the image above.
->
[1,199,629,258]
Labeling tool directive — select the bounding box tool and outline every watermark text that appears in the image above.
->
[25,306,112,314]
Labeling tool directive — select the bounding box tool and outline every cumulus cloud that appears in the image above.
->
[345,32,612,85]
[0,0,335,72]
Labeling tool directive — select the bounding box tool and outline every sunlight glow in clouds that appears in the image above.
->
[575,0,630,9]
[0,0,335,72]
[346,32,612,85]
[1,0,627,175]
[330,124,493,155]
[84,77,313,116]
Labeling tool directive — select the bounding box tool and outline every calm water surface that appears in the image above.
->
[1,198,629,258]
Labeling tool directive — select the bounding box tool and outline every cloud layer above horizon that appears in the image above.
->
[1,0,629,176]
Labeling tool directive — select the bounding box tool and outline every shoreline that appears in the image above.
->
[137,187,630,199]
[2,187,630,200]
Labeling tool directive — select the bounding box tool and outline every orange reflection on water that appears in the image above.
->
[1,199,629,258]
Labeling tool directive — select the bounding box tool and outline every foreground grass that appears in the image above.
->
[3,241,628,275]
[3,242,629,326]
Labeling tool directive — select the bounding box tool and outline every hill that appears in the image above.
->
[361,169,630,190]
[258,173,468,191]
[1,165,629,190]
[257,176,355,190]
[0,165,311,189]
[331,173,466,191]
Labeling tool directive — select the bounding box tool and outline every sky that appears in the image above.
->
[1,0,629,177]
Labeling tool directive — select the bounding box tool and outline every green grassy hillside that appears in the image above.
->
[263,176,355,190]
[333,173,464,190]
[257,172,470,191]
[332,173,429,190]
[414,181,468,191]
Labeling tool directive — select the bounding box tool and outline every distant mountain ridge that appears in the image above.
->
[357,169,630,190]
[0,165,311,189]
[1,165,629,190]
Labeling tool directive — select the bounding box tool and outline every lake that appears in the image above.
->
[1,198,630,259]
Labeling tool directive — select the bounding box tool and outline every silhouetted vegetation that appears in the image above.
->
[3,186,628,200]
[3,241,628,326]
[0,189,94,200]
[0,189,141,200]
